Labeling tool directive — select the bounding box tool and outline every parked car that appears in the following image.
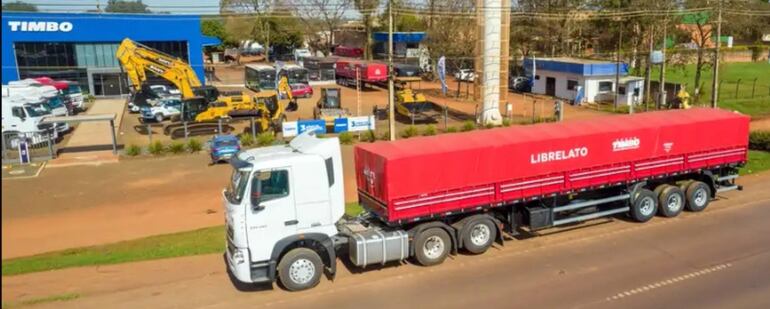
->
[140,98,182,122]
[290,83,314,98]
[209,135,241,163]
[509,76,532,93]
[454,69,475,82]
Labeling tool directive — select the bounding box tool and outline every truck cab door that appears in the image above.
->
[246,168,297,262]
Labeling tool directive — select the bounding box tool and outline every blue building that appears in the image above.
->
[2,12,220,96]
[372,32,426,58]
[523,57,644,106]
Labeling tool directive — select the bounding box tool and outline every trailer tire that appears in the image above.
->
[658,185,685,217]
[461,219,497,254]
[685,181,711,212]
[630,189,657,222]
[414,228,451,266]
[277,248,323,292]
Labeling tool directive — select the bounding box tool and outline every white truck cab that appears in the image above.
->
[7,80,70,133]
[2,87,58,145]
[224,132,345,287]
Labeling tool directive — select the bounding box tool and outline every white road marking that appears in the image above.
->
[604,263,732,301]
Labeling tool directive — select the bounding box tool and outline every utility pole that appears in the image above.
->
[658,15,668,109]
[645,25,654,111]
[614,25,623,111]
[387,0,395,141]
[711,0,722,108]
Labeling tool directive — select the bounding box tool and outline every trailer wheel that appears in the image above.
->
[277,248,323,292]
[658,185,685,217]
[414,228,451,266]
[685,181,711,212]
[630,189,657,222]
[461,219,497,254]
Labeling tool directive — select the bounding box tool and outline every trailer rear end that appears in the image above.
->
[335,59,387,87]
[355,109,749,224]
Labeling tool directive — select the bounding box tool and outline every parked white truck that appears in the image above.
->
[6,80,70,133]
[2,86,58,146]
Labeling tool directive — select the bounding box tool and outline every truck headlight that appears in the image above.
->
[233,250,245,264]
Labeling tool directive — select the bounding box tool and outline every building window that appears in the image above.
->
[618,86,627,95]
[15,42,77,69]
[633,87,641,97]
[567,80,578,90]
[599,81,613,92]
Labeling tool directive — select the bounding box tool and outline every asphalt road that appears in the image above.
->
[10,173,770,309]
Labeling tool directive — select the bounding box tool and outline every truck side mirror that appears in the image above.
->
[250,177,265,211]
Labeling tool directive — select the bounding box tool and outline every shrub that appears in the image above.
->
[256,132,275,146]
[124,144,141,156]
[187,138,203,153]
[461,121,476,132]
[401,126,419,139]
[339,132,354,145]
[361,130,376,142]
[239,134,254,147]
[168,141,186,154]
[749,131,770,151]
[485,123,495,129]
[422,125,437,136]
[445,126,458,133]
[502,118,512,127]
[147,141,165,156]
[378,130,391,141]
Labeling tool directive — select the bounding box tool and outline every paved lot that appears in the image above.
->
[3,172,768,308]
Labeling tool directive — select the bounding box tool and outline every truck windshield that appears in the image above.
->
[226,170,251,204]
[63,85,81,95]
[47,96,64,109]
[25,104,51,117]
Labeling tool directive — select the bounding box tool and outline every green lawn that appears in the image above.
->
[651,62,770,118]
[2,293,80,309]
[741,150,770,175]
[2,226,224,276]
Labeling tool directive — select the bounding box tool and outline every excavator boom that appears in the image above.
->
[116,38,203,99]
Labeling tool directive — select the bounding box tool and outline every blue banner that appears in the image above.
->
[297,119,326,135]
[333,118,348,133]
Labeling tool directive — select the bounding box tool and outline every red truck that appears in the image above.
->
[335,59,388,88]
[225,108,748,291]
[333,45,364,58]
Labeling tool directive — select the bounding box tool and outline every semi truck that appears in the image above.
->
[5,81,70,134]
[335,59,387,88]
[224,108,749,291]
[2,87,58,146]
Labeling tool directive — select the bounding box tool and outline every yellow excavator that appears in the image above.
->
[116,38,295,137]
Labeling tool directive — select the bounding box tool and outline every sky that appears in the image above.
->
[2,0,223,14]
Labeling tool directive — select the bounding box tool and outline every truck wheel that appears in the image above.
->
[658,185,685,217]
[155,113,164,123]
[630,189,657,223]
[277,248,323,292]
[414,228,451,266]
[462,219,496,254]
[685,181,711,212]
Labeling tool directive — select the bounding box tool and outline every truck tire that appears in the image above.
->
[685,181,711,212]
[658,185,685,217]
[277,248,323,292]
[414,228,451,266]
[630,189,657,223]
[461,219,496,254]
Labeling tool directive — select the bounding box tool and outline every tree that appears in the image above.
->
[201,19,232,49]
[421,0,477,70]
[2,1,37,11]
[291,0,351,55]
[105,0,150,13]
[353,0,381,60]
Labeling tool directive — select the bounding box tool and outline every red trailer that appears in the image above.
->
[356,108,749,225]
[335,59,387,88]
[333,45,364,58]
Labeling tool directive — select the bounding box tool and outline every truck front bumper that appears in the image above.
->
[226,240,274,284]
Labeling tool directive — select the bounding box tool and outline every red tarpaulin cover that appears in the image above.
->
[355,108,749,222]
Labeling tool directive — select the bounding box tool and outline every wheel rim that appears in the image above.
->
[639,197,655,216]
[469,224,491,247]
[423,235,445,260]
[667,194,683,212]
[694,188,707,207]
[288,258,315,285]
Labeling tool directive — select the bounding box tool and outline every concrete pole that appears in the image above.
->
[480,0,503,125]
[658,16,668,109]
[388,0,396,141]
[711,1,722,108]
[110,120,117,155]
[645,25,654,110]
[499,0,510,107]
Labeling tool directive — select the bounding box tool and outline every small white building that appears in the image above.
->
[524,57,644,106]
